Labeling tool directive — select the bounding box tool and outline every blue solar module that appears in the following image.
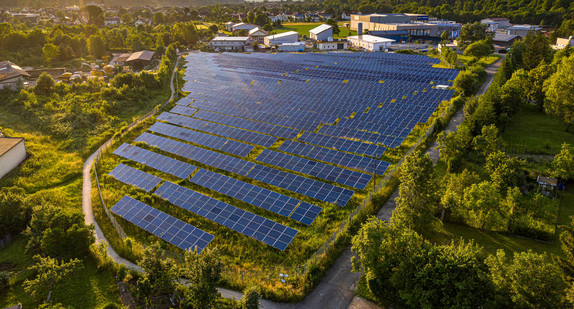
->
[246,165,354,207]
[170,105,197,116]
[256,150,372,190]
[108,164,162,192]
[298,132,386,158]
[138,133,353,206]
[149,122,253,157]
[289,202,322,226]
[279,140,390,175]
[155,181,298,250]
[201,123,277,147]
[158,112,209,131]
[111,196,214,252]
[113,143,197,179]
[190,169,321,225]
[136,133,255,176]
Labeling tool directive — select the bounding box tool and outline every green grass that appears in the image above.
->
[0,237,121,308]
[272,23,356,39]
[502,102,574,155]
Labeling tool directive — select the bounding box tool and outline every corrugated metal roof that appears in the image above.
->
[0,61,31,82]
[310,24,332,35]
[348,35,395,43]
[493,33,518,42]
[0,137,24,157]
[266,31,299,40]
[126,50,155,62]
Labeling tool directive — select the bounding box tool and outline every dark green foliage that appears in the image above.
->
[0,187,30,236]
[23,255,82,303]
[522,32,553,71]
[254,14,270,26]
[485,150,525,191]
[34,72,55,95]
[88,35,106,59]
[135,242,179,302]
[23,203,95,260]
[458,22,489,50]
[241,286,261,309]
[464,39,494,58]
[544,53,574,131]
[552,143,574,180]
[86,5,104,26]
[180,247,222,309]
[325,18,340,35]
[392,150,440,233]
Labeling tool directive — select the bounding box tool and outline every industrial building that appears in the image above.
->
[309,24,333,41]
[350,13,459,40]
[277,42,306,52]
[264,31,299,46]
[249,28,269,44]
[316,40,348,51]
[210,36,250,51]
[0,137,26,179]
[493,33,519,47]
[348,35,394,51]
[506,25,542,38]
[231,23,259,33]
[481,18,511,31]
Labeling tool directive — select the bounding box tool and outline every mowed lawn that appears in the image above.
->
[502,102,574,155]
[272,22,356,39]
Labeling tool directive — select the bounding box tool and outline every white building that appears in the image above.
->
[0,137,26,179]
[481,18,511,31]
[348,35,394,51]
[309,24,333,41]
[231,23,259,33]
[278,42,306,52]
[225,22,235,32]
[316,40,348,51]
[264,31,299,46]
[270,14,289,23]
[210,36,250,51]
[507,25,542,38]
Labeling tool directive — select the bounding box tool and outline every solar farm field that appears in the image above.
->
[97,52,458,276]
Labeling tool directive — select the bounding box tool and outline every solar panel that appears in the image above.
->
[111,196,214,252]
[155,181,298,250]
[190,169,321,225]
[113,143,196,179]
[256,150,372,190]
[108,164,162,192]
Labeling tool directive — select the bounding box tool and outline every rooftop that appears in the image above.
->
[348,35,395,43]
[126,51,155,62]
[508,24,542,30]
[310,24,332,35]
[493,33,519,42]
[212,36,250,41]
[537,176,558,186]
[266,31,299,39]
[0,61,31,82]
[0,137,25,157]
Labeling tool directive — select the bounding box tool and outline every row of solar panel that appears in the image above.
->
[190,169,321,225]
[135,133,355,206]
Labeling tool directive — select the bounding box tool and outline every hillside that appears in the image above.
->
[0,0,244,9]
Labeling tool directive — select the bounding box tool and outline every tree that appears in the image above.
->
[121,13,133,26]
[528,62,552,112]
[458,22,489,50]
[325,18,340,35]
[34,72,55,95]
[556,217,574,306]
[42,43,60,65]
[522,31,552,71]
[441,169,480,221]
[180,247,222,309]
[153,12,166,25]
[464,39,493,58]
[544,54,574,131]
[86,5,104,26]
[245,11,255,24]
[499,76,524,117]
[209,24,218,33]
[254,14,270,26]
[136,242,179,302]
[486,250,567,308]
[392,150,440,233]
[262,24,273,32]
[462,181,509,231]
[440,31,449,44]
[0,187,30,237]
[485,151,524,191]
[241,286,261,309]
[553,143,574,180]
[437,130,467,172]
[88,35,106,59]
[472,124,501,156]
[453,70,479,96]
[23,255,82,303]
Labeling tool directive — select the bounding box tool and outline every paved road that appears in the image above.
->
[81,55,505,309]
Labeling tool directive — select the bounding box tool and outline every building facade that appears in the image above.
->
[264,31,299,46]
[309,24,333,41]
[348,35,394,51]
[0,138,26,179]
[211,37,250,51]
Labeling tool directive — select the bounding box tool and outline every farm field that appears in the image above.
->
[95,51,459,297]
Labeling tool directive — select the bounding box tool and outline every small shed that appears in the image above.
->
[0,61,31,90]
[249,27,269,44]
[309,24,333,41]
[0,137,26,179]
[126,51,155,69]
[537,176,558,197]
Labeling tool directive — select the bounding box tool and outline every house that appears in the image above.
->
[309,24,333,41]
[210,36,250,51]
[318,13,332,20]
[105,16,121,26]
[554,36,574,50]
[231,23,259,33]
[277,42,306,52]
[291,13,305,21]
[537,176,558,197]
[493,33,519,47]
[481,18,511,31]
[0,137,26,179]
[306,13,321,22]
[264,31,299,46]
[225,21,235,32]
[0,61,31,90]
[249,28,269,44]
[11,13,40,24]
[126,51,155,68]
[507,25,542,38]
[348,35,394,51]
[316,40,348,51]
[270,14,289,23]
[341,12,358,20]
[113,53,133,64]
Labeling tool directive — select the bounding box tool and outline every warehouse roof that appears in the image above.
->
[310,24,332,35]
[0,61,31,82]
[348,35,395,43]
[126,50,155,62]
[265,31,299,40]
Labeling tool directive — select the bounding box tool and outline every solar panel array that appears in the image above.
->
[190,169,322,225]
[107,52,458,252]
[108,164,162,192]
[111,196,214,252]
[155,181,298,250]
